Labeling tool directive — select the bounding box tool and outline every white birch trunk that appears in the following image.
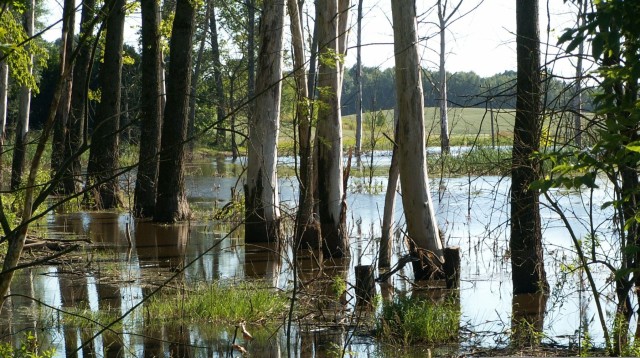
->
[391,0,444,262]
[438,1,450,154]
[0,61,7,141]
[245,0,284,243]
[355,0,363,158]
[315,0,347,257]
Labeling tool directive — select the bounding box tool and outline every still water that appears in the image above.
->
[0,152,621,356]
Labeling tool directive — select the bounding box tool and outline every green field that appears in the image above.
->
[339,107,516,150]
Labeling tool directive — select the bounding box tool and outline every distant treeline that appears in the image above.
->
[340,65,591,115]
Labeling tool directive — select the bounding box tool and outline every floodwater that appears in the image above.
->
[0,151,622,357]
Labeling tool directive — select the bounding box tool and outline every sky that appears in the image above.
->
[42,0,588,78]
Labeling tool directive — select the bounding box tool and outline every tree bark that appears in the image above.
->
[315,0,348,258]
[85,0,126,209]
[288,0,319,249]
[572,0,586,149]
[63,0,95,195]
[380,110,400,269]
[210,2,226,147]
[245,0,284,243]
[154,0,196,222]
[134,0,163,217]
[510,0,548,295]
[0,61,7,185]
[438,1,450,154]
[391,0,444,269]
[354,0,363,158]
[51,0,76,194]
[10,0,34,190]
[188,0,210,154]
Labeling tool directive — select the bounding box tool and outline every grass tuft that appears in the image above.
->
[377,295,460,345]
[147,281,289,324]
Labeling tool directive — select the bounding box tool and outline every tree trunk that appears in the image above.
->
[63,0,95,195]
[288,0,319,249]
[134,0,163,218]
[10,0,34,190]
[337,0,350,87]
[245,0,284,243]
[355,0,363,158]
[391,0,444,270]
[315,0,348,258]
[51,0,76,194]
[246,0,256,102]
[188,1,210,154]
[0,61,7,185]
[380,110,400,269]
[438,1,450,155]
[85,0,126,209]
[154,0,196,222]
[210,2,226,147]
[572,0,586,149]
[510,0,548,295]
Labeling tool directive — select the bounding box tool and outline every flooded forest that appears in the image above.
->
[0,0,639,356]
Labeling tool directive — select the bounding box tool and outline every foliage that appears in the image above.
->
[0,332,56,358]
[0,7,48,91]
[376,295,460,345]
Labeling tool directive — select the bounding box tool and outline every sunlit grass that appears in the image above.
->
[377,295,460,345]
[147,281,289,324]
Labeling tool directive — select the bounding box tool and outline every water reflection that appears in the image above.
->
[0,153,623,355]
[511,292,549,348]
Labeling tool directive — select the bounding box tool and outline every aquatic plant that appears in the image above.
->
[0,332,56,358]
[147,281,288,323]
[376,295,460,345]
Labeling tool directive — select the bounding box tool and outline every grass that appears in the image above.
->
[0,332,56,358]
[377,295,460,345]
[146,280,289,324]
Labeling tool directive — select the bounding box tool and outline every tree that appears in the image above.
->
[85,0,126,209]
[315,0,348,257]
[10,0,35,190]
[51,0,76,193]
[154,0,197,222]
[133,0,163,217]
[209,1,226,147]
[62,0,96,195]
[571,0,587,148]
[391,0,444,272]
[0,60,7,182]
[287,0,318,248]
[354,0,363,159]
[245,0,285,243]
[510,0,548,295]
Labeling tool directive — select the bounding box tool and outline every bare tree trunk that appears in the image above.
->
[337,0,350,87]
[210,2,226,147]
[246,0,256,104]
[288,0,319,248]
[572,0,587,148]
[134,0,163,217]
[245,0,284,243]
[391,0,444,270]
[187,2,209,154]
[51,0,76,193]
[10,0,34,190]
[315,0,348,258]
[510,0,548,295]
[0,61,7,185]
[154,0,196,222]
[437,1,450,154]
[86,0,126,209]
[380,109,399,269]
[355,0,363,159]
[63,0,95,195]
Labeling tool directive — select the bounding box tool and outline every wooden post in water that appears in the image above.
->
[443,246,460,289]
[355,265,375,306]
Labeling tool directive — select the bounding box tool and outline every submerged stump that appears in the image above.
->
[355,264,375,306]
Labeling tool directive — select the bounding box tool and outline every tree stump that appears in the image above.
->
[355,265,375,306]
[443,246,460,289]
